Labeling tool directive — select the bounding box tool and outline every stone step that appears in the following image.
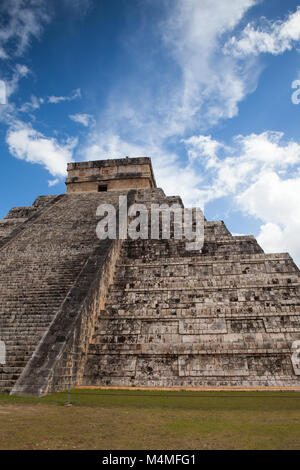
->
[0,367,24,377]
[113,275,300,289]
[109,290,300,304]
[0,314,56,320]
[115,263,299,277]
[0,335,45,341]
[117,252,294,265]
[0,326,47,332]
[104,301,300,317]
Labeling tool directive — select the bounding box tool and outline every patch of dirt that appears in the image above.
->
[0,404,44,414]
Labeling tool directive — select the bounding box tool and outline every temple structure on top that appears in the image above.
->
[66,157,156,193]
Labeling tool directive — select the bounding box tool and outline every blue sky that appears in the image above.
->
[0,0,300,264]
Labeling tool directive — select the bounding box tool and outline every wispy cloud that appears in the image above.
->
[92,1,300,143]
[69,113,94,127]
[0,0,50,121]
[48,88,81,104]
[19,95,44,113]
[0,0,50,59]
[48,178,60,187]
[0,80,6,105]
[159,0,258,129]
[0,64,31,123]
[225,6,300,56]
[4,64,30,100]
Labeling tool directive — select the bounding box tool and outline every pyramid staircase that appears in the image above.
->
[0,186,299,395]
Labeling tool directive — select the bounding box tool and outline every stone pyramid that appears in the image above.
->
[0,157,299,396]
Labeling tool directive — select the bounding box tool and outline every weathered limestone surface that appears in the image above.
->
[82,188,300,388]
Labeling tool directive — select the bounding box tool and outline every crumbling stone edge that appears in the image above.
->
[10,190,137,397]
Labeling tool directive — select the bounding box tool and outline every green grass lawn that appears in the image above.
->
[0,389,300,449]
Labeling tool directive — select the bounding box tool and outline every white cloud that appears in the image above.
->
[0,64,31,123]
[0,1,50,124]
[225,6,300,57]
[48,178,60,187]
[182,131,300,265]
[48,88,81,104]
[4,64,30,100]
[239,174,300,264]
[0,0,50,59]
[257,223,286,253]
[0,80,6,105]
[183,134,226,169]
[6,121,77,177]
[237,172,300,225]
[183,131,300,202]
[19,95,43,113]
[160,0,258,128]
[69,113,94,127]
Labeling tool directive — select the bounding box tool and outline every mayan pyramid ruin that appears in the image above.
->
[0,156,299,396]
